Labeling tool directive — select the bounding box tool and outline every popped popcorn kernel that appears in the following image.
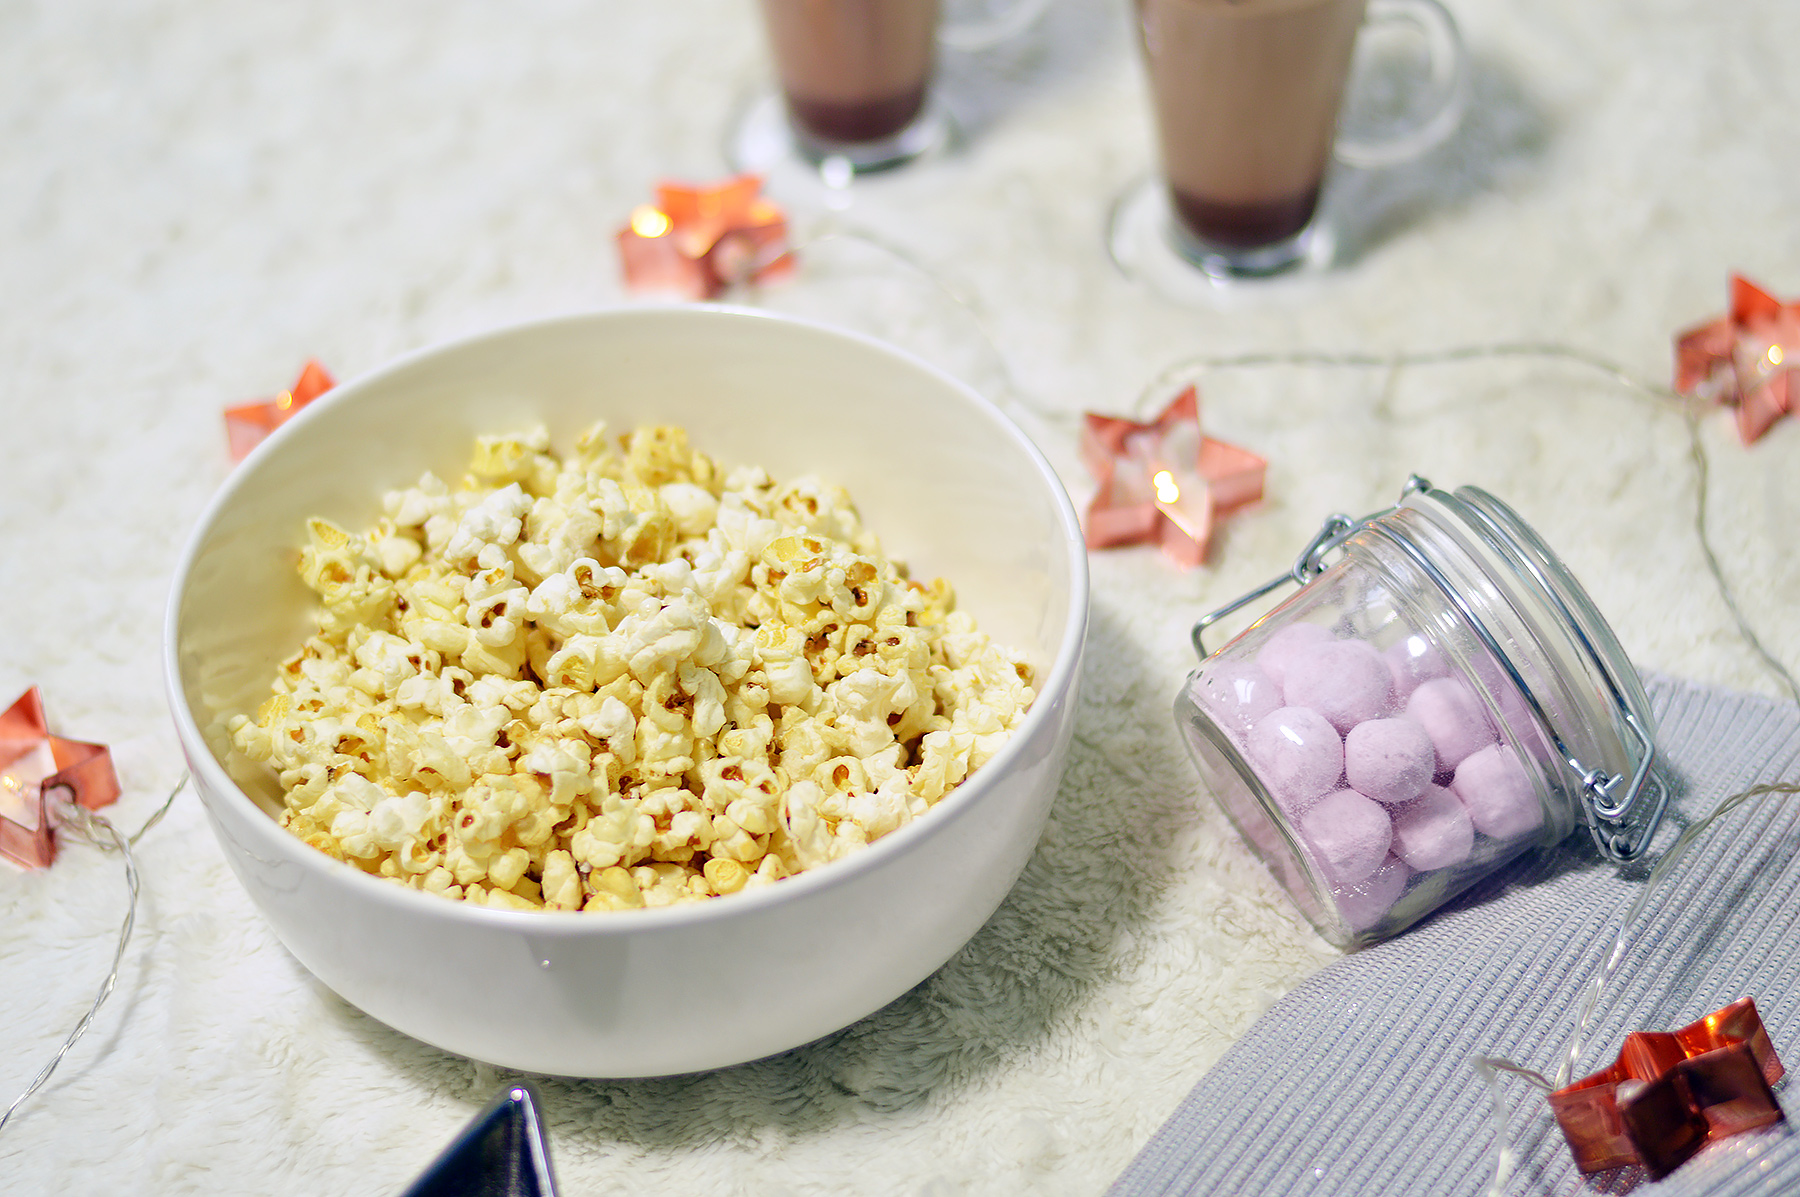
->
[235,423,1034,913]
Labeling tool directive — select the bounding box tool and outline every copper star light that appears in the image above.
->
[1080,385,1267,568]
[1546,997,1786,1179]
[616,174,795,301]
[225,360,336,462]
[1674,275,1800,444]
[0,688,121,870]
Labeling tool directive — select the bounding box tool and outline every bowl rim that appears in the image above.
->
[163,302,1091,939]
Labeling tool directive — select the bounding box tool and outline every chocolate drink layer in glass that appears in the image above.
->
[758,0,941,145]
[1137,0,1368,252]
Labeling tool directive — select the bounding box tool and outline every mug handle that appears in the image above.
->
[1333,0,1468,170]
[938,0,1051,53]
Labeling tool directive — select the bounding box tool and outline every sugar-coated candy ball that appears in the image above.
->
[1473,655,1545,763]
[1190,661,1282,736]
[1255,622,1334,690]
[1405,676,1497,772]
[1331,854,1410,933]
[1282,638,1393,732]
[1247,706,1345,814]
[1453,743,1544,840]
[1500,688,1540,752]
[1344,717,1435,805]
[1299,788,1393,886]
[1467,653,1532,733]
[1384,634,1450,702]
[1389,784,1475,870]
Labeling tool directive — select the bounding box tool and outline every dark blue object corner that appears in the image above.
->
[400,1082,559,1197]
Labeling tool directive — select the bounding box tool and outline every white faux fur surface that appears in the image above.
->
[2,1,1798,1194]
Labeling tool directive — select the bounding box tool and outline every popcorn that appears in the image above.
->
[230,423,1034,913]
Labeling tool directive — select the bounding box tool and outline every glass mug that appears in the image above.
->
[736,0,1049,175]
[1125,0,1467,281]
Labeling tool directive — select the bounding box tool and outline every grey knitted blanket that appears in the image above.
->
[1109,675,1800,1196]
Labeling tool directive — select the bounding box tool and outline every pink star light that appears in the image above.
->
[616,174,795,301]
[0,688,121,870]
[1080,385,1267,569]
[1674,275,1800,444]
[225,360,336,462]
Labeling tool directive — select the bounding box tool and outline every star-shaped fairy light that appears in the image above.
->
[1080,385,1267,568]
[224,360,335,462]
[0,688,121,870]
[616,174,795,301]
[1547,997,1785,1179]
[1675,275,1800,444]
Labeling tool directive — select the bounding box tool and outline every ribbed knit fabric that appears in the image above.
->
[1109,675,1800,1196]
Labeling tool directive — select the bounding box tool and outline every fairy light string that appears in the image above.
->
[782,219,1035,418]
[1135,342,1800,708]
[0,772,187,1134]
[776,222,1800,706]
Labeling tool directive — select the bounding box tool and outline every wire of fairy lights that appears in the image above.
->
[0,773,186,1134]
[782,221,1800,709]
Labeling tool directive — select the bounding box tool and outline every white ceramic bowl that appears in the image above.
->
[164,306,1088,1077]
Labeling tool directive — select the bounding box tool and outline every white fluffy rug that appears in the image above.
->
[2,1,1798,1193]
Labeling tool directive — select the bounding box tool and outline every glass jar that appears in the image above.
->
[1176,476,1666,949]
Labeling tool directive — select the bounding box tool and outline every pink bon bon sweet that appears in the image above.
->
[1388,783,1475,871]
[1255,622,1334,690]
[1281,637,1393,733]
[1466,653,1539,741]
[1405,676,1497,773]
[1384,634,1451,702]
[1189,660,1282,735]
[1453,743,1545,839]
[1299,788,1393,886]
[1330,854,1411,932]
[1247,706,1344,814]
[1344,716,1435,806]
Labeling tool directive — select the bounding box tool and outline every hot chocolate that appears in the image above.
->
[1135,0,1367,252]
[758,0,941,146]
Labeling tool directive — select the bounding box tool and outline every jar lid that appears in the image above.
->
[1387,482,1665,860]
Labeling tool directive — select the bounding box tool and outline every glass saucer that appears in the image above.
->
[1106,176,1338,306]
[726,90,953,186]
